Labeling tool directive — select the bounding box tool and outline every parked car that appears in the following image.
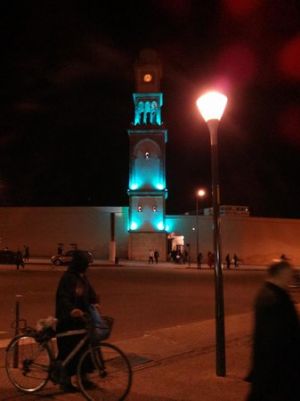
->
[0,250,18,264]
[50,250,94,266]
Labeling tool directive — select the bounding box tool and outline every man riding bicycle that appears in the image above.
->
[55,250,100,392]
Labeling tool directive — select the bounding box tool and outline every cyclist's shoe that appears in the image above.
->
[59,383,79,393]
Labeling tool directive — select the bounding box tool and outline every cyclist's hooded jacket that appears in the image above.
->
[55,250,99,376]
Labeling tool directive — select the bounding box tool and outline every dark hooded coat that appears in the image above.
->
[55,254,98,376]
[247,282,300,401]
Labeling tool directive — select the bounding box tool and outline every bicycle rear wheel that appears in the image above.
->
[5,333,51,392]
[77,342,132,401]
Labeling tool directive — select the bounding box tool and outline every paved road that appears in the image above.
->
[0,263,268,344]
[1,263,299,400]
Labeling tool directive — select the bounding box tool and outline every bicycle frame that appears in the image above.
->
[6,324,132,400]
[7,326,100,384]
[54,328,89,370]
[44,327,108,390]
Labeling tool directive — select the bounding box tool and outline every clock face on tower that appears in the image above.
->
[143,73,153,83]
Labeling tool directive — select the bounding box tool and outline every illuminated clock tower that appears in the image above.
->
[127,49,168,260]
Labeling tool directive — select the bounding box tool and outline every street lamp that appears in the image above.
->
[196,90,228,377]
[196,188,206,268]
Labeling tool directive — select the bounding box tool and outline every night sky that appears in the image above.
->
[1,0,300,218]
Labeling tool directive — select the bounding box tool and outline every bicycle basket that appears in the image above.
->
[35,316,57,342]
[35,326,56,343]
[91,316,114,343]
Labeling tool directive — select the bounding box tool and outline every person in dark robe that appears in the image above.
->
[225,254,231,270]
[197,252,203,269]
[246,259,300,401]
[15,250,24,270]
[55,250,99,392]
[233,253,239,269]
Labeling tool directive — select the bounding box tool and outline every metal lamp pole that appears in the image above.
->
[196,91,228,377]
[196,189,206,267]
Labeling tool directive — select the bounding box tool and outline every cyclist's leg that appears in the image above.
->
[77,342,132,401]
[56,332,84,392]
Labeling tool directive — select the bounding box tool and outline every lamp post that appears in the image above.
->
[196,91,228,377]
[196,188,206,267]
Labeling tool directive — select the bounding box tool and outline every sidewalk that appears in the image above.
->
[0,312,253,401]
[102,259,268,271]
[0,257,269,271]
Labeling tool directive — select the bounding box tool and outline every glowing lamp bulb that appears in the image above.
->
[196,91,228,122]
[197,189,206,198]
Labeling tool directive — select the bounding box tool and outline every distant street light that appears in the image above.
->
[196,188,206,267]
[196,90,228,377]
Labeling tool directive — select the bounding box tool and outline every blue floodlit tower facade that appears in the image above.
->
[127,49,168,260]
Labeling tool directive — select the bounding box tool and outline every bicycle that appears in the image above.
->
[5,314,132,401]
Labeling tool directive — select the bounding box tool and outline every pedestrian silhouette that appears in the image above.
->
[225,254,231,270]
[16,250,24,270]
[245,260,300,401]
[280,254,289,261]
[23,245,30,262]
[57,244,64,255]
[207,251,214,269]
[197,252,203,269]
[233,253,239,269]
[183,249,188,264]
[148,249,154,264]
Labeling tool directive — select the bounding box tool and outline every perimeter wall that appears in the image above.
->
[0,207,129,259]
[0,207,299,265]
[167,214,300,265]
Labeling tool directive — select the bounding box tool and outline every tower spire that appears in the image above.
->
[132,49,163,127]
[127,49,168,261]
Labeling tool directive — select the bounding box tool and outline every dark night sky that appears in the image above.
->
[1,0,300,218]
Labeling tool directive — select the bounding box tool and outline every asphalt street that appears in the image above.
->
[0,262,299,400]
[0,263,266,344]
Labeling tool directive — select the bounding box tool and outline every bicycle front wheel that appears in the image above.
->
[78,342,132,401]
[5,333,51,393]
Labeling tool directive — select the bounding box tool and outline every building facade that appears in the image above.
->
[0,50,300,266]
[1,206,300,265]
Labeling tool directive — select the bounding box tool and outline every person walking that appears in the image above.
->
[23,245,30,263]
[15,250,24,270]
[233,253,239,269]
[197,252,203,269]
[154,250,159,264]
[225,254,231,270]
[245,259,300,401]
[280,253,288,261]
[148,249,154,264]
[57,244,64,255]
[207,251,214,269]
[55,250,100,392]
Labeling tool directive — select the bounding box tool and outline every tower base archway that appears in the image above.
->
[128,232,167,261]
